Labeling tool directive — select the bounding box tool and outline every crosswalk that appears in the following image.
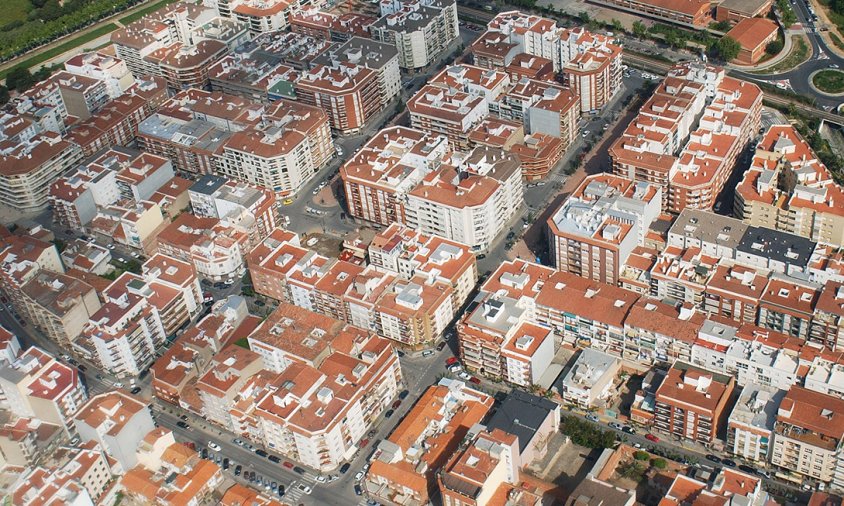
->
[279,472,319,502]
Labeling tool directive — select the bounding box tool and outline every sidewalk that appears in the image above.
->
[810,0,844,58]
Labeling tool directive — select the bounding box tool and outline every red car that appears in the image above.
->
[360,438,370,447]
[282,461,294,469]
[392,400,401,409]
[645,434,660,443]
[469,377,481,385]
[446,357,458,366]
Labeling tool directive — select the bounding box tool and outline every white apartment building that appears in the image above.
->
[727,384,785,464]
[0,347,87,435]
[405,147,523,253]
[561,348,621,408]
[81,275,167,377]
[73,391,156,471]
[63,52,136,99]
[371,0,459,69]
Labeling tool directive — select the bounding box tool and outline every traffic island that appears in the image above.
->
[810,69,844,96]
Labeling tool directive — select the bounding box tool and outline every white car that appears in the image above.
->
[130,252,140,259]
[458,371,471,381]
[107,244,116,250]
[316,475,327,483]
[355,471,364,481]
[297,484,312,495]
[207,442,222,452]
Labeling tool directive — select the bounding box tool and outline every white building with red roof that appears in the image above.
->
[73,391,155,471]
[0,346,87,435]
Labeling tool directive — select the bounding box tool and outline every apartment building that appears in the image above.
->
[654,361,735,446]
[79,274,167,377]
[457,259,555,380]
[375,276,454,347]
[408,84,491,153]
[246,303,403,471]
[547,173,662,285]
[315,37,401,110]
[138,89,332,196]
[73,391,156,471]
[151,300,255,404]
[813,281,844,351]
[208,53,300,102]
[157,213,249,281]
[727,384,786,464]
[290,8,375,42]
[141,253,204,335]
[52,72,110,120]
[370,0,459,70]
[294,61,381,134]
[736,125,844,247]
[63,51,136,99]
[758,275,819,341]
[508,133,565,180]
[611,62,762,213]
[477,12,561,72]
[624,298,705,366]
[110,2,245,89]
[188,174,278,246]
[65,76,168,157]
[539,272,637,357]
[405,146,523,253]
[559,27,623,113]
[19,270,102,348]
[365,379,493,505]
[0,233,63,314]
[702,263,767,324]
[196,344,265,429]
[0,347,87,435]
[770,386,844,489]
[207,0,306,35]
[368,223,478,309]
[561,349,621,408]
[438,428,521,506]
[51,147,176,230]
[341,126,450,226]
[0,117,83,211]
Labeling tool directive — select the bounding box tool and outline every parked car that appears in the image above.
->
[255,449,268,458]
[722,459,737,468]
[621,426,635,434]
[446,357,458,366]
[469,377,481,385]
[268,455,281,464]
[176,421,189,429]
[222,458,229,470]
[360,438,370,448]
[355,484,363,495]
[130,386,141,395]
[399,390,409,399]
[392,399,401,409]
[355,471,364,481]
[207,442,221,452]
[585,414,599,423]
[645,434,660,443]
[234,465,242,476]
[609,422,623,431]
[339,463,351,474]
[384,409,394,418]
[293,466,306,475]
[436,341,447,351]
[738,464,756,475]
[705,454,722,464]
[283,461,294,469]
[421,350,434,357]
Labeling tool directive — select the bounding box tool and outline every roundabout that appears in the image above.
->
[810,69,844,96]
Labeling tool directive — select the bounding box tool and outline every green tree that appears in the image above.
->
[766,39,784,55]
[0,86,9,106]
[611,18,624,33]
[632,21,648,38]
[618,461,646,481]
[633,451,650,461]
[652,458,668,469]
[713,36,741,62]
[5,67,35,92]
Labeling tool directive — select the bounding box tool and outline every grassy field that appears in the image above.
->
[119,0,178,25]
[813,69,844,93]
[0,22,118,79]
[752,36,809,74]
[0,0,31,27]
